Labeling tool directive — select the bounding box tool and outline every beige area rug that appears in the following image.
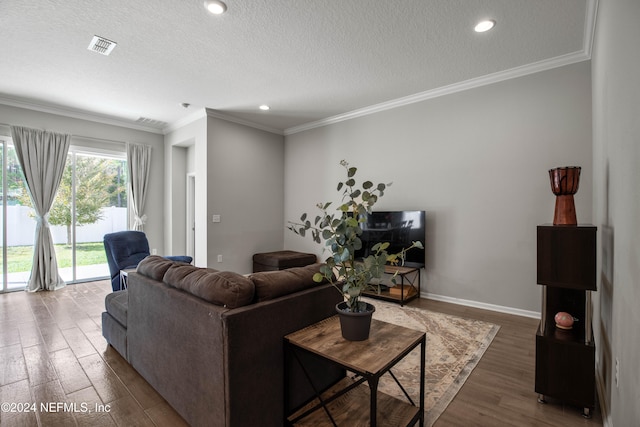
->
[366,298,500,427]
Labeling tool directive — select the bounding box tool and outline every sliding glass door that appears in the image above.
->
[1,138,35,291]
[0,138,127,292]
[52,150,128,283]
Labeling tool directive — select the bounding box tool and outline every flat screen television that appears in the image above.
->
[354,210,425,268]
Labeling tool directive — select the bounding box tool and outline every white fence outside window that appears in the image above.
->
[2,206,127,246]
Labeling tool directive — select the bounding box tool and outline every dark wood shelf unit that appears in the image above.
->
[537,224,596,290]
[535,224,596,418]
[539,287,588,342]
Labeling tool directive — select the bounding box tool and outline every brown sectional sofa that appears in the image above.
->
[102,255,344,426]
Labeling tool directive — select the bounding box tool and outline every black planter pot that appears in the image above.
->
[336,301,375,341]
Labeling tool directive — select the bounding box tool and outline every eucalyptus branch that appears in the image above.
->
[288,160,423,312]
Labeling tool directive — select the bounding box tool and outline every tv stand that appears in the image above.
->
[363,265,421,306]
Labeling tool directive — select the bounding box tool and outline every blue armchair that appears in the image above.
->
[103,231,192,291]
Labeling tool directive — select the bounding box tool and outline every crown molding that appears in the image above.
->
[284,50,590,136]
[163,108,284,136]
[0,96,164,134]
[2,0,598,140]
[203,108,284,135]
[583,0,599,58]
[285,0,598,136]
[162,108,208,134]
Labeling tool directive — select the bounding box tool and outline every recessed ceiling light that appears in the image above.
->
[259,105,270,111]
[474,20,496,33]
[204,0,227,15]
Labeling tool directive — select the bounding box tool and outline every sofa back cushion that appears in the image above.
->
[136,255,175,280]
[163,264,219,284]
[163,264,255,309]
[250,263,329,302]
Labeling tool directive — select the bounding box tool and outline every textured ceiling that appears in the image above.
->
[0,0,593,134]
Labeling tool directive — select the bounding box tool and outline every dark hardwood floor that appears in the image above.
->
[0,281,603,426]
[409,297,603,427]
[0,280,188,427]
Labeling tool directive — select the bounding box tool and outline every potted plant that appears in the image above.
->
[288,160,423,340]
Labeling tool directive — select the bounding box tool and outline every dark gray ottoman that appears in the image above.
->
[252,250,317,273]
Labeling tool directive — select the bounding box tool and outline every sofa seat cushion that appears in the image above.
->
[250,263,328,302]
[163,264,254,308]
[105,290,128,327]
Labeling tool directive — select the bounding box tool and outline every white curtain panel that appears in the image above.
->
[127,143,152,231]
[11,125,71,292]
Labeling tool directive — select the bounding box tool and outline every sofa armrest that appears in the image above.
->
[127,272,230,427]
[221,283,344,427]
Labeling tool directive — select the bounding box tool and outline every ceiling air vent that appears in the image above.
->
[136,117,168,128]
[88,35,117,56]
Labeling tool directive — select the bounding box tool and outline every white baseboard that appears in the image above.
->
[421,292,541,319]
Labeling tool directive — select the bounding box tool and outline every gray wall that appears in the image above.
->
[206,115,285,273]
[284,61,593,315]
[165,111,285,274]
[164,114,207,265]
[0,104,166,253]
[592,0,640,424]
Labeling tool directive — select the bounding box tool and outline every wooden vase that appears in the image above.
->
[549,167,581,225]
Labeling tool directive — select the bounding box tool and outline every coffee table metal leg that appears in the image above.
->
[368,376,379,426]
[287,346,346,426]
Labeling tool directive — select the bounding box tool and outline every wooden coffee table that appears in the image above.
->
[285,316,426,426]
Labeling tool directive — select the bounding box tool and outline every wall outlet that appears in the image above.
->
[217,254,223,263]
[151,248,157,255]
[615,357,619,388]
[212,214,221,223]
